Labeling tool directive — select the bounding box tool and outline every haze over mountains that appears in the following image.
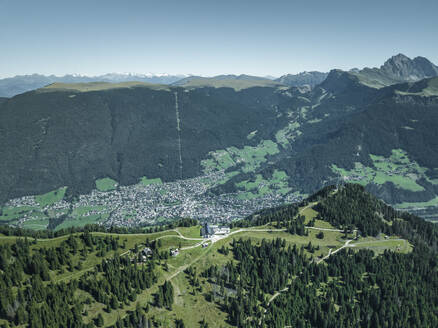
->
[1,54,438,230]
[0,73,188,98]
[2,53,437,98]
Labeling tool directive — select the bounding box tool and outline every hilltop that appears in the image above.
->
[0,184,436,327]
[171,74,285,90]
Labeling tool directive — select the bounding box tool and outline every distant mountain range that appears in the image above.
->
[0,73,188,98]
[1,54,438,229]
[3,54,436,98]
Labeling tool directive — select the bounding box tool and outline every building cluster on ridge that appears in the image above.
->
[201,222,230,238]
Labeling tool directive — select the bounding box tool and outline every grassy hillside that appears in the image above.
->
[2,185,431,327]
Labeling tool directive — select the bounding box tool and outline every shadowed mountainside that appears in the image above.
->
[1,55,438,223]
[0,83,290,202]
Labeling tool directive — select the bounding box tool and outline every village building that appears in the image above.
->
[170,248,179,256]
[201,222,230,237]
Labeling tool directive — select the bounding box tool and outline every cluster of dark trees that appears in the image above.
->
[313,184,438,248]
[314,184,397,236]
[0,217,199,242]
[265,247,438,328]
[200,184,438,327]
[230,204,299,228]
[231,199,308,237]
[99,302,187,328]
[202,235,438,328]
[234,183,438,243]
[79,255,157,311]
[1,184,438,327]
[285,215,307,235]
[202,237,327,327]
[107,304,153,328]
[155,281,174,310]
[0,232,160,327]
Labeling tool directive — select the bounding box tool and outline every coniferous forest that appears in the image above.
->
[0,184,437,327]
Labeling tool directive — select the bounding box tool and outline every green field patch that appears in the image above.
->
[215,171,240,185]
[395,196,438,209]
[21,218,50,230]
[301,207,318,223]
[313,219,336,229]
[157,236,200,251]
[55,214,108,231]
[95,177,118,191]
[0,206,40,221]
[232,229,343,259]
[236,191,258,200]
[177,226,202,239]
[272,170,287,180]
[275,121,300,147]
[332,149,430,192]
[351,238,412,254]
[235,170,291,197]
[201,139,279,174]
[139,176,163,186]
[395,77,438,97]
[35,186,67,207]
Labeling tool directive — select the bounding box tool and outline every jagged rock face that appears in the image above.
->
[380,54,438,82]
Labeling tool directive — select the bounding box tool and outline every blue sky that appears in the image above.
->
[1,0,437,77]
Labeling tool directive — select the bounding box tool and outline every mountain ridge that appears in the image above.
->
[171,74,285,90]
[346,53,438,88]
[0,73,189,98]
[275,71,328,89]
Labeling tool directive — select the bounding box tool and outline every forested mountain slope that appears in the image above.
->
[1,55,438,230]
[0,184,436,327]
[0,83,290,203]
[215,74,438,219]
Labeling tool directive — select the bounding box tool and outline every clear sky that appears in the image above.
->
[1,0,437,78]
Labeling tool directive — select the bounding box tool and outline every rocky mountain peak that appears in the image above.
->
[380,53,438,81]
